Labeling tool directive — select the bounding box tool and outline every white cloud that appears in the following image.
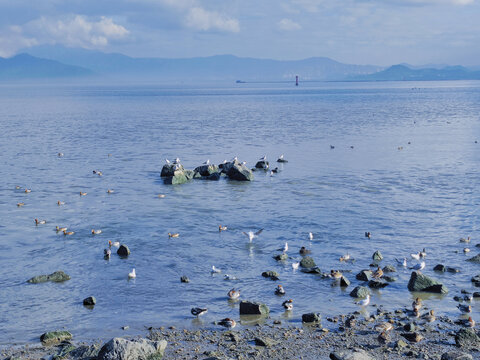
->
[185,7,240,32]
[0,15,129,57]
[278,18,302,31]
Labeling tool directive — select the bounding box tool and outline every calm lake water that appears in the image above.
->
[1,81,480,345]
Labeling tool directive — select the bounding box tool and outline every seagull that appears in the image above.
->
[165,158,171,164]
[218,318,236,329]
[158,194,166,198]
[355,295,370,306]
[292,262,299,270]
[278,242,288,253]
[275,285,285,295]
[464,248,471,253]
[340,254,351,262]
[227,288,240,300]
[174,157,181,164]
[203,159,210,165]
[278,154,284,161]
[259,155,267,161]
[191,308,208,317]
[242,229,263,242]
[282,299,293,311]
[211,266,221,274]
[396,257,407,267]
[410,261,425,271]
[309,232,314,240]
[219,225,227,232]
[128,268,136,279]
[231,156,238,162]
[224,274,238,280]
[269,170,274,177]
[410,252,421,260]
[91,229,102,235]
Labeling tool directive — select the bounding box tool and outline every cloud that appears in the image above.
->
[184,7,240,32]
[278,18,302,31]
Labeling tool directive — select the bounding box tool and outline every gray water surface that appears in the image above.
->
[1,81,480,344]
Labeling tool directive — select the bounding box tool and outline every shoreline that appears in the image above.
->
[2,306,479,360]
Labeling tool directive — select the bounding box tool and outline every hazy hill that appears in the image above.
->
[0,54,93,80]
[353,64,480,81]
[25,45,382,81]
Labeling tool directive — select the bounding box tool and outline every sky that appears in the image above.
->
[0,0,479,66]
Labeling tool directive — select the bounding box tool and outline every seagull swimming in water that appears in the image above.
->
[410,261,425,271]
[410,252,421,260]
[128,268,136,279]
[191,307,208,317]
[243,229,263,242]
[292,262,299,270]
[308,232,314,240]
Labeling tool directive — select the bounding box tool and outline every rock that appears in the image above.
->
[401,332,424,343]
[300,266,322,274]
[163,169,194,185]
[350,286,370,298]
[180,276,190,283]
[356,270,373,281]
[455,328,480,348]
[395,339,408,349]
[372,251,383,261]
[83,296,96,306]
[302,313,321,324]
[225,161,254,181]
[239,301,269,315]
[97,337,167,360]
[193,164,220,177]
[254,337,275,347]
[329,348,373,360]
[69,344,101,359]
[27,271,70,284]
[434,264,446,272]
[404,323,416,332]
[205,172,221,181]
[161,163,183,177]
[466,254,480,263]
[40,331,73,346]
[408,271,448,293]
[447,267,460,273]
[273,253,288,261]
[262,271,279,280]
[473,292,480,298]
[53,343,76,360]
[383,275,397,282]
[441,351,473,360]
[117,245,131,257]
[340,276,350,287]
[255,160,269,169]
[382,265,396,273]
[223,331,240,343]
[300,256,316,268]
[368,279,389,288]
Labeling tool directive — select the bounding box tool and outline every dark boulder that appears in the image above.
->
[255,160,269,169]
[40,331,73,346]
[408,271,448,293]
[300,256,316,268]
[302,313,321,324]
[239,301,269,315]
[356,270,373,282]
[455,328,480,348]
[117,245,131,257]
[97,337,167,360]
[225,161,254,181]
[27,271,70,284]
[350,286,370,298]
[83,296,96,306]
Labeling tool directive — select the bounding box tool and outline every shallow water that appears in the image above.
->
[1,81,480,344]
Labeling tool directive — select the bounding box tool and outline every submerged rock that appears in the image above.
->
[262,271,279,280]
[434,264,446,272]
[368,279,389,289]
[273,253,288,261]
[97,337,167,360]
[40,331,72,346]
[302,313,322,324]
[300,256,316,268]
[408,271,448,293]
[255,160,269,169]
[300,266,322,274]
[356,270,373,282]
[350,286,370,298]
[117,245,131,257]
[83,296,96,306]
[193,164,220,177]
[27,271,70,284]
[225,161,254,181]
[239,301,269,315]
[382,265,396,273]
[372,251,383,261]
[455,328,480,348]
[466,254,480,263]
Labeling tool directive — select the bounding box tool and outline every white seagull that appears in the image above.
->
[292,262,299,270]
[396,257,407,267]
[165,158,171,164]
[259,155,267,161]
[411,252,421,260]
[243,229,263,242]
[355,295,370,306]
[128,268,136,279]
[410,261,425,271]
[203,159,210,165]
[308,232,314,241]
[211,266,222,274]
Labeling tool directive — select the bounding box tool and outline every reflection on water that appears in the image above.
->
[1,81,480,344]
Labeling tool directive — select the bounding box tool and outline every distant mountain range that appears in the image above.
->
[0,45,479,82]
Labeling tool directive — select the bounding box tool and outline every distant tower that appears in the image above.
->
[295,75,299,86]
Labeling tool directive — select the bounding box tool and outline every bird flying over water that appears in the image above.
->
[243,229,263,242]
